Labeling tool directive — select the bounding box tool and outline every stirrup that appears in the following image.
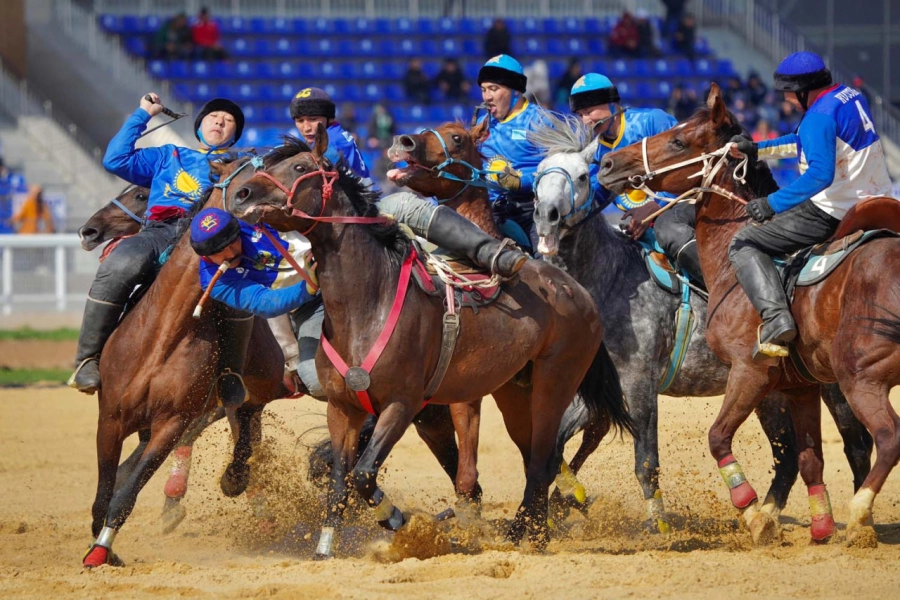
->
[68,357,100,391]
[752,324,789,360]
[489,238,525,279]
[217,369,248,407]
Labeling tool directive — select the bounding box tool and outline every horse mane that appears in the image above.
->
[527,111,593,156]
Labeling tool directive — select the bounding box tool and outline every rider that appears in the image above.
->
[289,87,376,189]
[189,207,324,401]
[728,51,892,359]
[567,74,701,284]
[475,54,550,250]
[69,95,245,396]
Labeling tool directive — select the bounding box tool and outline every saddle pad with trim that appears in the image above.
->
[636,233,682,296]
[410,253,501,311]
[782,229,898,292]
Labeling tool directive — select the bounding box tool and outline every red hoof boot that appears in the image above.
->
[810,514,835,542]
[82,544,110,569]
[729,482,759,509]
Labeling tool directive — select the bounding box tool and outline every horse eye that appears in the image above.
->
[578,173,587,182]
[294,163,307,172]
[137,194,148,201]
[451,134,462,144]
[671,138,686,150]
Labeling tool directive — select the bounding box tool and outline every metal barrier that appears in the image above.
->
[0,234,99,314]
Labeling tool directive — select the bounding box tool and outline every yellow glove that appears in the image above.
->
[496,165,522,191]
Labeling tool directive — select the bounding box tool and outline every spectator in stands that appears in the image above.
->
[524,59,551,106]
[151,12,193,60]
[484,19,512,58]
[777,99,802,134]
[667,83,698,121]
[191,7,226,60]
[10,185,54,234]
[732,96,759,132]
[403,59,432,105]
[852,75,873,107]
[661,0,687,37]
[609,12,641,58]
[722,75,746,106]
[434,58,471,101]
[554,58,583,110]
[634,9,661,58]
[746,71,768,107]
[672,13,696,61]
[289,87,375,188]
[366,104,396,150]
[752,119,777,143]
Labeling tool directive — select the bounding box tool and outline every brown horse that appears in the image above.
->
[79,184,149,253]
[599,82,900,546]
[81,154,475,568]
[230,131,632,558]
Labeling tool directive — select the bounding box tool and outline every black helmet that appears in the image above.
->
[194,98,244,146]
[289,87,336,120]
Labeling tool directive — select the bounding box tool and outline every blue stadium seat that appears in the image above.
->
[242,127,262,146]
[212,61,234,78]
[147,60,169,78]
[419,39,437,56]
[382,62,406,79]
[560,17,584,34]
[541,18,561,34]
[393,18,415,35]
[220,17,247,34]
[317,61,340,79]
[362,83,383,102]
[447,104,469,121]
[437,17,461,35]
[358,61,379,78]
[616,80,633,99]
[290,18,309,35]
[672,58,694,77]
[429,105,450,122]
[717,59,735,76]
[332,18,351,34]
[583,18,602,34]
[214,83,236,99]
[276,83,296,101]
[462,60,480,81]
[172,83,191,102]
[655,81,673,100]
[192,61,212,78]
[226,37,254,57]
[516,37,546,56]
[118,16,141,34]
[610,59,629,78]
[384,84,405,102]
[235,83,258,101]
[416,18,437,35]
[256,62,277,79]
[261,105,288,124]
[587,38,606,55]
[268,17,296,35]
[372,18,392,34]
[322,83,340,98]
[357,38,378,56]
[98,15,119,33]
[390,39,419,57]
[233,60,256,79]
[123,38,146,57]
[440,38,462,56]
[311,18,336,34]
[458,18,482,35]
[167,61,191,79]
[585,59,608,76]
[247,18,268,34]
[142,15,162,34]
[190,83,216,102]
[276,61,299,79]
[632,59,652,77]
[349,17,376,35]
[241,104,259,122]
[271,38,296,57]
[308,38,336,57]
[461,39,481,55]
[508,18,540,35]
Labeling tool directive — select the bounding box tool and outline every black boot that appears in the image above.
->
[426,206,528,278]
[217,315,253,408]
[68,298,123,394]
[675,239,706,289]
[732,250,797,360]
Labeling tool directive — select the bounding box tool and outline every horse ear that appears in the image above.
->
[706,82,729,126]
[314,123,329,160]
[581,137,600,164]
[209,160,225,178]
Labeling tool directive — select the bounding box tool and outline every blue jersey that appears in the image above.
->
[199,221,316,318]
[476,100,550,205]
[104,108,224,221]
[325,122,377,190]
[587,107,678,211]
[758,84,891,218]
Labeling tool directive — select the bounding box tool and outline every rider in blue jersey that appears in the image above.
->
[70,96,245,396]
[728,51,892,359]
[567,74,702,284]
[190,207,325,401]
[289,87,376,190]
[474,54,551,250]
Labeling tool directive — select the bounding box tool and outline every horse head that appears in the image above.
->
[529,113,598,256]
[79,185,149,251]
[598,82,743,200]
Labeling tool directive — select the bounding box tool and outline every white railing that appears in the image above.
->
[0,235,99,314]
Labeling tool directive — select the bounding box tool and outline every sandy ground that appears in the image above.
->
[1,386,899,599]
[0,340,76,370]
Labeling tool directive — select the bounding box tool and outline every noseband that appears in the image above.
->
[534,165,596,229]
[418,128,505,202]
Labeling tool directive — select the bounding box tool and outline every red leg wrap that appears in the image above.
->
[163,446,192,499]
[808,483,835,541]
[82,545,109,568]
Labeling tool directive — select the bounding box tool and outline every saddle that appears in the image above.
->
[410,249,502,313]
[635,229,688,296]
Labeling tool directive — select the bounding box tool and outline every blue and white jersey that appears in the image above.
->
[758,84,892,218]
[198,221,316,318]
[587,107,678,211]
[476,100,550,205]
[325,122,377,191]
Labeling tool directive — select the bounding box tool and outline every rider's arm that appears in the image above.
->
[766,112,837,213]
[102,108,166,187]
[210,276,316,319]
[757,133,800,160]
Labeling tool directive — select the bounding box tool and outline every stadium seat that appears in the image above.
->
[142,15,162,34]
[437,18,461,35]
[586,38,606,55]
[98,15,119,32]
[192,61,212,78]
[517,37,546,56]
[233,60,256,79]
[317,61,340,79]
[416,18,437,35]
[583,18,603,35]
[384,84,405,102]
[461,39,481,55]
[147,60,169,79]
[167,61,191,80]
[362,83,383,102]
[382,62,406,79]
[311,17,336,34]
[214,83,236,99]
[118,16,141,34]
[350,17,376,35]
[560,17,584,34]
[440,38,461,56]
[276,61,299,80]
[393,18,415,35]
[121,38,144,58]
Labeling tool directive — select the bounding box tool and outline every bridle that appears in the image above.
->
[417,128,505,202]
[534,165,597,229]
[110,185,144,224]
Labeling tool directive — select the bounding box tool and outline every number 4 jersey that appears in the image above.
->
[758,84,892,219]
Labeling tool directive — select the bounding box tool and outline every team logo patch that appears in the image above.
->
[485,156,514,181]
[573,75,587,90]
[200,214,219,232]
[163,169,203,203]
[511,129,527,140]
[295,88,312,99]
[486,55,503,65]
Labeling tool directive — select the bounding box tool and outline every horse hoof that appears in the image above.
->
[641,518,672,535]
[83,544,122,569]
[810,514,835,543]
[312,552,332,561]
[220,463,250,498]
[160,501,187,534]
[846,525,878,549]
[748,512,780,546]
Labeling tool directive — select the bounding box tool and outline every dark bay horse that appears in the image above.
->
[230,131,632,557]
[81,155,474,568]
[527,111,871,531]
[79,184,149,253]
[599,82,900,546]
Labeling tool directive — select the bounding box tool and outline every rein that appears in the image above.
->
[419,128,506,203]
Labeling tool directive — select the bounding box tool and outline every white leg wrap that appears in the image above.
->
[316,527,335,557]
[849,488,876,527]
[96,526,117,549]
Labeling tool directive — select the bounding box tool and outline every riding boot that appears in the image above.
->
[426,206,528,278]
[732,250,797,360]
[217,314,253,408]
[675,240,706,289]
[68,298,123,394]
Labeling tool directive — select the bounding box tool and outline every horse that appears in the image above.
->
[79,184,149,253]
[598,82,900,546]
[528,111,873,532]
[229,131,633,558]
[80,154,476,568]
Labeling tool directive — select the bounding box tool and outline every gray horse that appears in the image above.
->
[533,113,873,531]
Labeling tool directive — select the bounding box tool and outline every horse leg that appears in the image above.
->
[83,417,188,568]
[784,386,835,542]
[90,417,125,558]
[622,378,668,533]
[753,392,799,520]
[114,428,149,492]
[411,404,465,502]
[549,395,594,517]
[160,407,226,533]
[838,378,900,548]
[350,401,417,532]
[314,401,368,560]
[708,369,780,545]
[221,404,263,498]
[448,400,483,505]
[821,383,873,492]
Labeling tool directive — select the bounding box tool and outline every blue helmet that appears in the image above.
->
[190,207,241,257]
[774,51,832,93]
[569,73,620,112]
[477,54,527,93]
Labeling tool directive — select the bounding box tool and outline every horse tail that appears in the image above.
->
[578,342,634,439]
[863,305,900,344]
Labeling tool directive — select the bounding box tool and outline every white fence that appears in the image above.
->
[0,235,99,314]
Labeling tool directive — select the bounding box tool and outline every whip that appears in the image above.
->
[193,260,230,319]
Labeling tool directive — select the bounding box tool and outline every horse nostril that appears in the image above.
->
[600,157,614,174]
[549,207,560,224]
[80,226,97,240]
[399,135,416,152]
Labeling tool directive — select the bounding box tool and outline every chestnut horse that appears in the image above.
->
[599,82,900,546]
[230,132,632,557]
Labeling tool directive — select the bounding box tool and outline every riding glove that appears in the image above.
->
[746,196,775,223]
[729,134,757,162]
[496,165,522,191]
